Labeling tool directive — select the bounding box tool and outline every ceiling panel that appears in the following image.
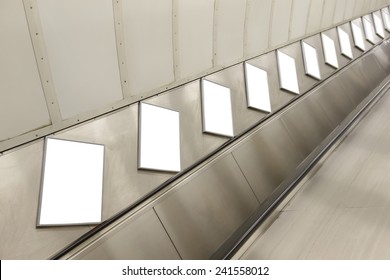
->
[290,0,311,40]
[321,0,337,28]
[307,0,325,34]
[0,0,51,141]
[270,0,293,47]
[245,0,273,56]
[176,0,214,78]
[122,0,174,95]
[215,0,246,66]
[37,0,123,119]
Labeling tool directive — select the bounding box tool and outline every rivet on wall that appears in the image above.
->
[112,0,131,98]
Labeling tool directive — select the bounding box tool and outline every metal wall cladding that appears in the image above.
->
[290,0,311,40]
[0,0,51,141]
[280,94,334,158]
[74,210,181,260]
[0,141,91,259]
[154,154,260,259]
[232,119,305,203]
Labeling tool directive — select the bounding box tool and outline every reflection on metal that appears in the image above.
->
[201,80,234,137]
[301,41,321,80]
[321,33,339,69]
[363,15,376,44]
[244,63,271,112]
[38,138,105,226]
[138,103,181,172]
[276,51,300,94]
[373,11,385,38]
[382,7,390,31]
[337,27,353,59]
[351,19,366,51]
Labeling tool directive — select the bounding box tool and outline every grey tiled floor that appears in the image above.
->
[239,90,390,259]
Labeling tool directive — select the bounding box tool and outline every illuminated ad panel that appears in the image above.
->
[301,42,321,80]
[321,33,339,69]
[363,15,376,44]
[381,7,390,31]
[373,11,385,38]
[201,80,234,137]
[138,103,181,172]
[276,51,299,94]
[38,138,105,226]
[351,19,366,51]
[337,27,353,59]
[244,63,271,112]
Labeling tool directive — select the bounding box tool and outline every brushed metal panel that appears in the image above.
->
[278,42,317,94]
[145,81,228,170]
[37,0,123,119]
[232,119,304,203]
[289,0,311,40]
[57,105,172,219]
[312,81,355,128]
[270,0,293,47]
[154,154,259,259]
[176,0,214,78]
[74,210,181,260]
[204,64,266,135]
[0,141,90,259]
[281,96,334,158]
[245,0,273,55]
[122,0,174,95]
[0,0,50,141]
[246,52,295,112]
[214,0,246,66]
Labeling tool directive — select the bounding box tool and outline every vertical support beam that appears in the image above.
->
[22,0,62,124]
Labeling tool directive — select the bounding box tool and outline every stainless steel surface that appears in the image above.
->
[322,28,350,69]
[73,210,181,260]
[232,119,304,203]
[280,94,334,158]
[238,86,390,260]
[154,154,259,259]
[0,141,91,259]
